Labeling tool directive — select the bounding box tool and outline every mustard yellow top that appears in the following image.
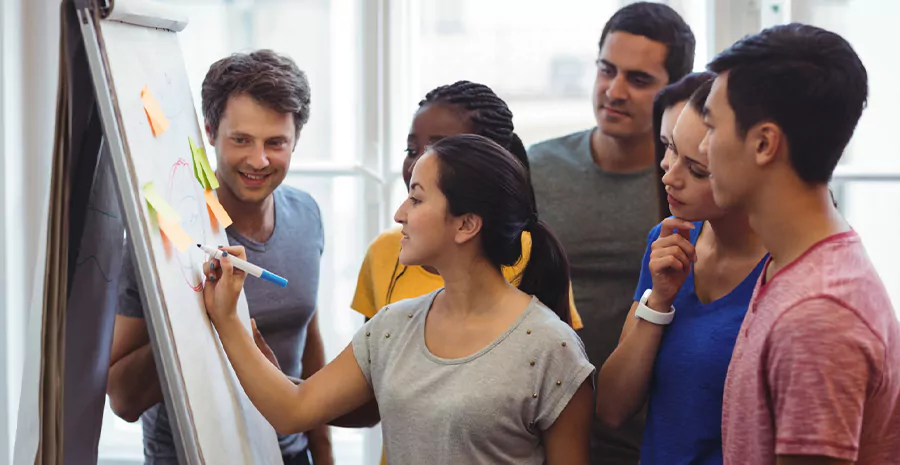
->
[351,226,583,330]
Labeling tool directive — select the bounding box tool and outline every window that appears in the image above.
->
[780,0,900,309]
[97,1,900,464]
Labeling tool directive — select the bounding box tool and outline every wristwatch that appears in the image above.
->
[634,289,675,325]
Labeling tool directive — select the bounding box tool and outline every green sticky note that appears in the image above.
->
[190,138,203,186]
[189,137,219,190]
[142,182,182,223]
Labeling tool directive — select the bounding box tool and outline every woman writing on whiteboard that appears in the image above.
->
[204,134,594,464]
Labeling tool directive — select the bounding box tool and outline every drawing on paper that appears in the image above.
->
[167,158,208,292]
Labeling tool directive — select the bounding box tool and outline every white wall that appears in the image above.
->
[0,0,59,462]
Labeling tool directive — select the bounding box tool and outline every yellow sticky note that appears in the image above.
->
[204,188,233,229]
[141,85,170,136]
[142,182,182,223]
[158,215,194,252]
[189,137,218,189]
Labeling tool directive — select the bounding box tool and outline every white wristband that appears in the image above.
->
[634,289,675,326]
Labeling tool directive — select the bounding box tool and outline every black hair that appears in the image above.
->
[598,2,696,84]
[419,81,530,173]
[707,23,868,183]
[429,134,571,324]
[651,72,715,220]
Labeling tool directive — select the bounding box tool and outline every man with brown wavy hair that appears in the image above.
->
[108,50,333,465]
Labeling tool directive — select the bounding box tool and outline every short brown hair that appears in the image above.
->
[201,49,311,139]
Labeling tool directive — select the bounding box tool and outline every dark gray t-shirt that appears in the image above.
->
[528,129,659,465]
[353,290,594,464]
[117,186,324,463]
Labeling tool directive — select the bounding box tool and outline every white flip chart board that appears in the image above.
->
[80,1,283,463]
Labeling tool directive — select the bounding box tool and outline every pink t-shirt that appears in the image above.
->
[722,231,900,464]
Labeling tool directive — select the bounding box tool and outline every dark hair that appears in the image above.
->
[598,2,696,83]
[651,72,715,219]
[430,134,571,324]
[419,81,530,173]
[202,49,311,140]
[707,23,868,183]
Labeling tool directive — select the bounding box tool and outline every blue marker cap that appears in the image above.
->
[261,270,289,288]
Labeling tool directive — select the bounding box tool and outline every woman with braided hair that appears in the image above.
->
[352,80,582,331]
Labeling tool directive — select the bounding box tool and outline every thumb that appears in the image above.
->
[219,250,237,281]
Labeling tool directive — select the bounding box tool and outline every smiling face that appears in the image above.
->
[593,31,670,139]
[660,104,726,221]
[394,152,463,267]
[208,94,296,204]
[402,103,473,189]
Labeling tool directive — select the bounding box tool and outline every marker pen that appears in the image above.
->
[198,244,288,288]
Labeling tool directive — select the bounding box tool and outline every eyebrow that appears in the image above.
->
[702,106,712,118]
[599,59,656,82]
[410,182,424,192]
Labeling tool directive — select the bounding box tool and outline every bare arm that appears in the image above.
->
[777,456,851,465]
[205,247,375,434]
[594,300,664,429]
[107,315,163,423]
[214,315,374,434]
[544,379,593,465]
[595,217,695,429]
[301,312,334,465]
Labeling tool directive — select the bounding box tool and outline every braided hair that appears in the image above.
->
[419,81,530,173]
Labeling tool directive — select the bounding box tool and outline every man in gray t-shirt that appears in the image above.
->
[528,4,695,464]
[106,51,333,465]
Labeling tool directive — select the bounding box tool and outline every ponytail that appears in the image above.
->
[518,220,571,326]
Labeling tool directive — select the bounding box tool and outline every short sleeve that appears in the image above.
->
[534,328,595,431]
[351,308,387,387]
[117,240,146,318]
[633,223,663,302]
[350,245,379,319]
[767,297,885,461]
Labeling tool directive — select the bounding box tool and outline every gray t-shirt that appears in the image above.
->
[528,129,659,464]
[117,186,324,464]
[352,290,594,465]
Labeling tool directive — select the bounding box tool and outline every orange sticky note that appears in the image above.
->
[158,214,194,252]
[204,188,232,229]
[141,85,170,136]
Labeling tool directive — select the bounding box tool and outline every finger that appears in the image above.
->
[652,235,697,262]
[218,251,246,280]
[651,245,691,271]
[218,245,247,262]
[651,255,684,273]
[659,217,695,238]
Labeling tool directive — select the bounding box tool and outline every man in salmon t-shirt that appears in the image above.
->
[699,23,900,465]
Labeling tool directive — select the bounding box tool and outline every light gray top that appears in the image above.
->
[352,290,594,465]
[118,185,323,462]
[528,129,659,464]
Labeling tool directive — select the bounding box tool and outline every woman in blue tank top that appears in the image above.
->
[594,73,769,464]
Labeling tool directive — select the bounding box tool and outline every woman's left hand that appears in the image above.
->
[202,245,247,327]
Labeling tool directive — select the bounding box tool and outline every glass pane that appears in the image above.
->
[790,1,900,170]
[392,0,711,170]
[834,180,900,312]
[162,0,360,166]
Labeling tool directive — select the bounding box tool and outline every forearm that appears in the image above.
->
[594,318,665,429]
[107,343,163,422]
[215,315,310,433]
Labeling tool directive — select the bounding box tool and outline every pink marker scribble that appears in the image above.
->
[167,158,207,292]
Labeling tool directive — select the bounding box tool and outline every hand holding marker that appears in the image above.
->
[198,244,288,288]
